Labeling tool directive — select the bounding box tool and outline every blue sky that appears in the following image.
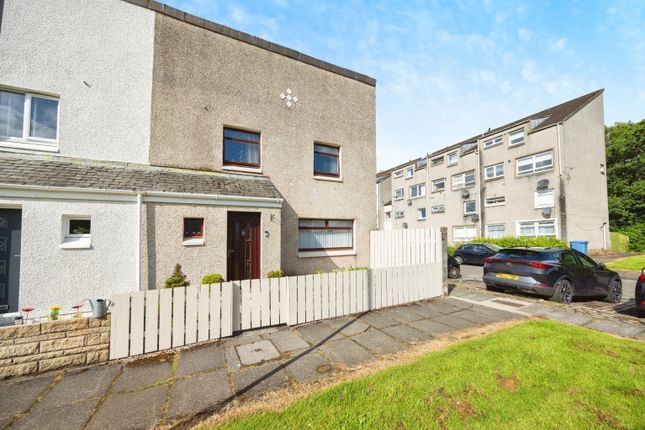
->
[165,0,644,170]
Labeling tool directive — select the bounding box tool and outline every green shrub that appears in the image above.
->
[201,273,223,285]
[467,236,569,249]
[267,270,285,278]
[165,264,190,289]
[447,245,457,256]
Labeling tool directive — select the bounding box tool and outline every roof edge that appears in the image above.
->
[121,0,376,87]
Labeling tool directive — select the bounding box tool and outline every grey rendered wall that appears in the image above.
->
[560,94,608,250]
[377,176,392,230]
[0,0,155,164]
[0,198,138,313]
[389,165,429,229]
[149,14,376,275]
[140,203,281,290]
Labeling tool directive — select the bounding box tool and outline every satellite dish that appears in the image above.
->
[461,189,470,199]
[402,222,408,229]
[537,179,549,190]
[407,199,412,206]
[471,214,480,222]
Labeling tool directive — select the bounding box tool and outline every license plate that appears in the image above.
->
[496,273,520,280]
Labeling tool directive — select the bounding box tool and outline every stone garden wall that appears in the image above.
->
[0,316,110,379]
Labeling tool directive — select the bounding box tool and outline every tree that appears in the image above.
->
[605,120,645,251]
[164,264,190,288]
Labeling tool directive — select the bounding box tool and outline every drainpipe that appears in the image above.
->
[556,123,566,242]
[476,148,483,236]
[376,182,380,230]
[136,193,142,291]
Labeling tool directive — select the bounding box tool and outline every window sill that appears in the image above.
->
[447,162,458,167]
[483,143,503,150]
[298,249,356,258]
[60,237,92,249]
[410,195,425,200]
[314,175,342,183]
[223,165,262,174]
[484,176,505,182]
[508,142,525,149]
[516,168,553,177]
[182,238,205,247]
[417,218,427,221]
[0,139,59,153]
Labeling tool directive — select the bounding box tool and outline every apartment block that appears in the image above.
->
[377,90,610,251]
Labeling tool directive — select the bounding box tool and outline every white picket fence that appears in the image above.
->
[370,227,441,268]
[110,228,443,359]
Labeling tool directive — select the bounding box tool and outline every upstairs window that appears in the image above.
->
[452,170,476,190]
[417,207,427,220]
[485,196,506,207]
[409,183,426,198]
[394,188,404,200]
[447,151,459,165]
[517,151,553,176]
[313,143,340,177]
[431,205,445,214]
[393,170,403,178]
[431,178,446,192]
[298,219,353,252]
[431,156,444,166]
[0,89,59,143]
[394,211,405,219]
[463,200,477,214]
[485,162,504,180]
[509,129,525,147]
[483,136,503,148]
[534,189,555,208]
[405,167,414,178]
[223,127,260,168]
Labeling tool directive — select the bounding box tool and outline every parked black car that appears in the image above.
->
[636,268,645,318]
[453,243,501,266]
[483,247,622,304]
[447,255,461,279]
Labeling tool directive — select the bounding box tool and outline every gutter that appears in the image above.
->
[136,193,142,291]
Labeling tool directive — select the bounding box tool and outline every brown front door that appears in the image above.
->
[227,212,261,281]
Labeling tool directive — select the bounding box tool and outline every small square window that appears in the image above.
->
[405,167,414,178]
[417,207,427,220]
[184,218,204,239]
[447,152,459,165]
[68,218,91,237]
[61,216,91,249]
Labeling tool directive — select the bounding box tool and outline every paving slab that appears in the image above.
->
[376,306,424,323]
[223,332,263,347]
[546,311,593,327]
[283,350,334,384]
[408,318,455,335]
[233,362,290,397]
[454,309,505,325]
[319,338,375,367]
[417,300,465,315]
[351,329,405,355]
[358,311,398,329]
[236,340,280,366]
[586,320,645,338]
[435,314,481,330]
[442,297,476,309]
[323,316,370,336]
[86,385,166,430]
[224,345,242,371]
[37,364,120,408]
[294,321,346,345]
[176,342,226,377]
[169,368,232,419]
[381,324,432,343]
[12,397,98,430]
[0,417,10,429]
[405,303,442,319]
[0,373,54,420]
[468,303,523,320]
[262,328,310,353]
[520,304,557,316]
[112,358,172,392]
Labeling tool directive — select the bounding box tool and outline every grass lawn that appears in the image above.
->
[207,321,645,430]
[606,254,645,271]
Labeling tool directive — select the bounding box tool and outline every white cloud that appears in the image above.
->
[549,37,569,52]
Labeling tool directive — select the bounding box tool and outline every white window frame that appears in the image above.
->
[409,183,426,199]
[451,170,476,190]
[417,207,427,220]
[431,156,444,166]
[486,223,506,238]
[405,167,414,179]
[516,151,553,176]
[431,178,446,192]
[453,225,477,243]
[394,188,404,200]
[394,210,405,219]
[431,205,445,214]
[0,89,60,152]
[484,162,504,180]
[483,135,503,149]
[516,219,558,238]
[463,200,477,215]
[60,216,92,249]
[534,189,555,208]
[485,196,506,207]
[393,170,403,178]
[447,151,459,166]
[508,128,525,147]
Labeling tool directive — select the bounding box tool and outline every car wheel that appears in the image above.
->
[604,278,622,303]
[454,255,464,265]
[551,279,574,304]
[448,266,460,279]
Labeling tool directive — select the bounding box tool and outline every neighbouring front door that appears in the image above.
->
[227,212,261,281]
[0,209,21,314]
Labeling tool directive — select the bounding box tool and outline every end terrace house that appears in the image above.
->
[0,0,376,315]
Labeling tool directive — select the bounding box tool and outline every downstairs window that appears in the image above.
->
[298,219,353,251]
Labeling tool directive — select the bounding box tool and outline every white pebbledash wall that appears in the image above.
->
[0,198,139,313]
[0,0,155,164]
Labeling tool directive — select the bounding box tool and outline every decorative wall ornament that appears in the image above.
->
[280,88,298,108]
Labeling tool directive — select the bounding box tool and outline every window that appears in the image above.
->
[394,211,405,219]
[484,162,504,180]
[313,143,340,177]
[409,183,426,198]
[517,220,556,237]
[452,170,476,190]
[431,156,444,166]
[394,188,404,200]
[447,151,459,165]
[483,136,503,148]
[298,219,353,252]
[463,200,476,214]
[183,218,205,245]
[534,189,555,208]
[431,178,446,192]
[453,226,477,242]
[393,170,403,178]
[0,89,59,145]
[405,167,414,179]
[417,208,427,220]
[61,216,91,249]
[560,252,579,266]
[485,196,506,207]
[576,252,598,269]
[223,127,260,168]
[517,151,553,175]
[431,205,445,214]
[509,129,525,146]
[486,224,506,238]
